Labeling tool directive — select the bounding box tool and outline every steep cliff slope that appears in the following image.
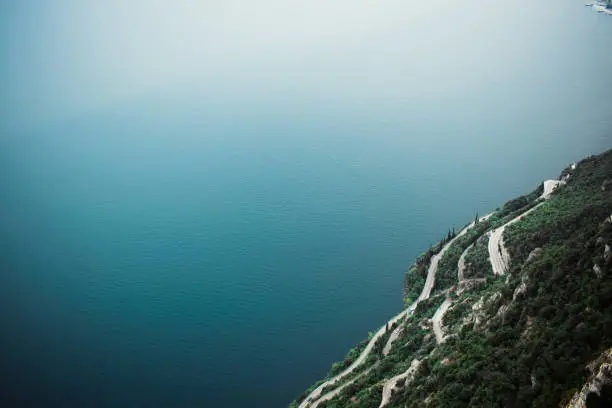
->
[291,149,612,408]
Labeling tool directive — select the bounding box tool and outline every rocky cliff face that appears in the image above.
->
[566,349,612,408]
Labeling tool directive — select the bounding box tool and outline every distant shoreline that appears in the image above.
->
[585,1,612,15]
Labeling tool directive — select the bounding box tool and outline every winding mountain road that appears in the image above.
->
[457,214,493,281]
[432,298,453,344]
[299,179,568,407]
[418,219,478,301]
[488,179,564,275]
[488,204,541,275]
[298,310,405,408]
[432,213,494,343]
[301,214,491,407]
[378,359,421,408]
[304,367,375,408]
[383,218,483,355]
[382,325,403,356]
[457,242,474,282]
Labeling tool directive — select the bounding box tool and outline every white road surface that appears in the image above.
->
[432,298,453,344]
[300,213,493,407]
[489,179,564,275]
[378,359,421,408]
[457,243,474,282]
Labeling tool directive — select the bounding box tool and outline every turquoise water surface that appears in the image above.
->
[1,1,611,407]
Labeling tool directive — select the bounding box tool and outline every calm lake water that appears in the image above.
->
[1,1,611,407]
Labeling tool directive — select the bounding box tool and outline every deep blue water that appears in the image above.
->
[1,2,612,408]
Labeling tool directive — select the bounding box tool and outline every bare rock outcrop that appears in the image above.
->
[593,264,603,278]
[513,278,528,301]
[566,348,612,408]
[526,247,543,264]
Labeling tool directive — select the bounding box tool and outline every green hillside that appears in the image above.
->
[291,149,612,408]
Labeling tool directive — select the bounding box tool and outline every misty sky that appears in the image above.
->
[2,0,579,133]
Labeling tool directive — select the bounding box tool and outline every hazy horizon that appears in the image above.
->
[1,1,611,407]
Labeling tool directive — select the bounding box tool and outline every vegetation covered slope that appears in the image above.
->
[291,149,612,408]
